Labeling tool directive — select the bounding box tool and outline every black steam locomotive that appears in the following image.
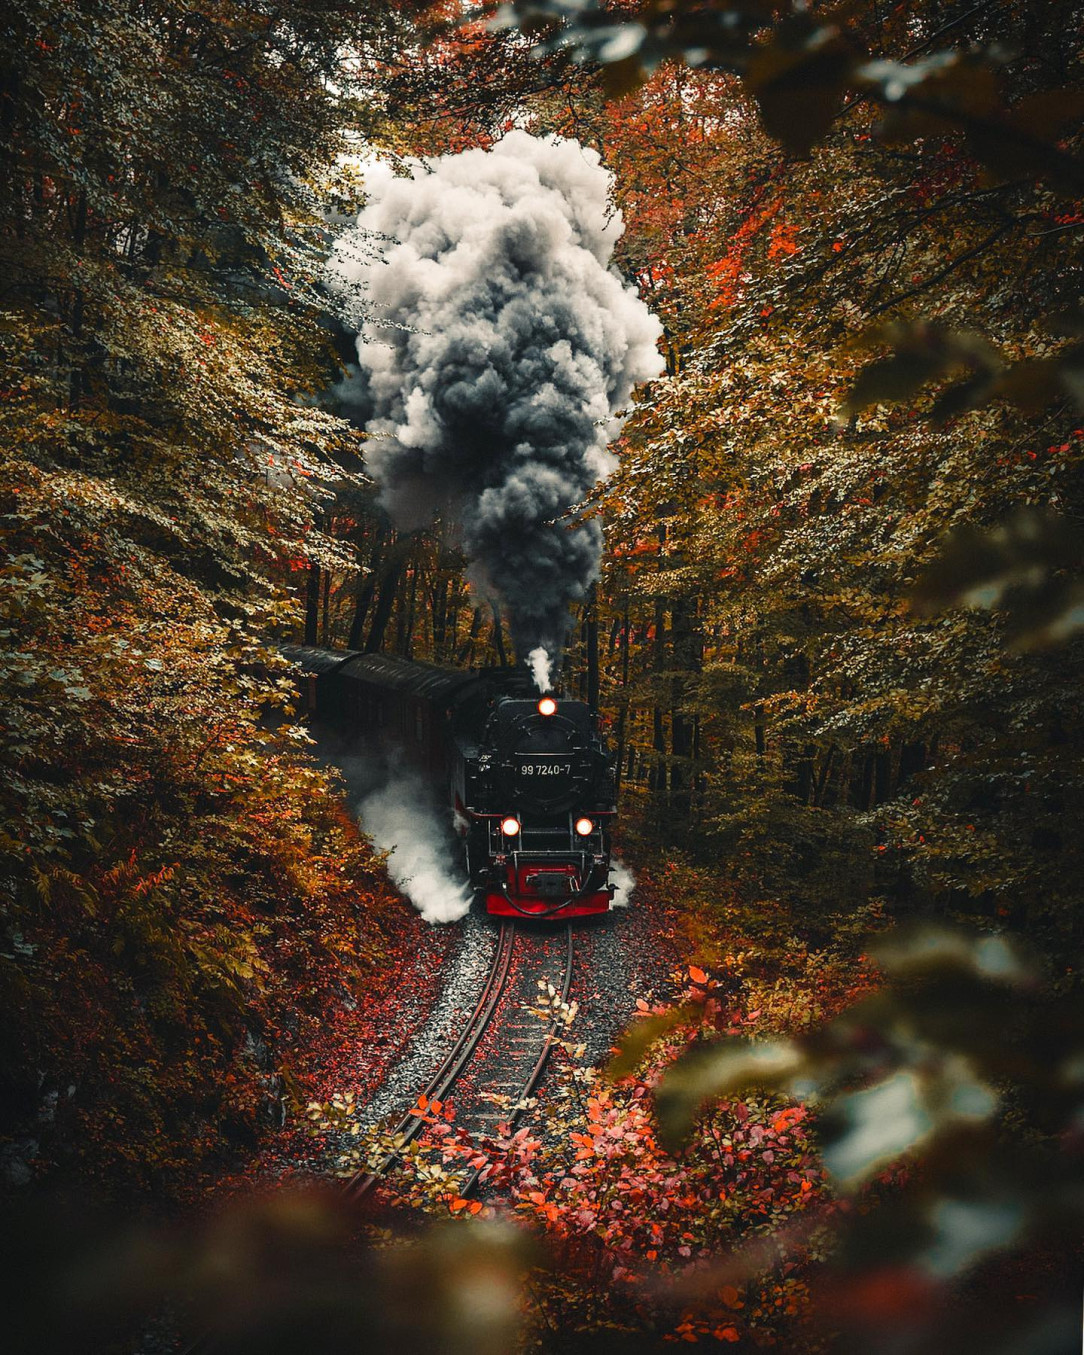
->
[284,646,617,919]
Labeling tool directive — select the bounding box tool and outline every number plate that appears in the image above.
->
[518,761,572,777]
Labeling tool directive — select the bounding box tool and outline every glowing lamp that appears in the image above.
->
[537,696,557,716]
[501,816,521,837]
[574,817,594,837]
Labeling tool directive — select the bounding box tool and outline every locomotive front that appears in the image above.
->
[459,693,616,918]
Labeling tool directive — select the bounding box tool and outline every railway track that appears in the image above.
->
[178,921,574,1353]
[349,920,575,1200]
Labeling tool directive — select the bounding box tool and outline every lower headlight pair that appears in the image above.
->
[500,816,594,837]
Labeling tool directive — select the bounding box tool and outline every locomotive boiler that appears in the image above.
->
[283,646,617,919]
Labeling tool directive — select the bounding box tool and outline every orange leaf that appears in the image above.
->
[688,965,708,984]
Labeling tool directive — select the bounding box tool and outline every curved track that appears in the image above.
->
[179,922,575,1353]
[350,921,574,1200]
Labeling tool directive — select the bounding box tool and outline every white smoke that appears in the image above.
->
[358,766,472,924]
[327,132,663,667]
[609,856,636,909]
[527,645,553,693]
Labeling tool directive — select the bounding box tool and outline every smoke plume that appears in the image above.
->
[327,132,663,669]
[357,764,472,924]
[527,645,553,694]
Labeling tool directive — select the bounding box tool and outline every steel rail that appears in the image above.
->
[178,920,573,1352]
[457,923,575,1199]
[346,920,516,1198]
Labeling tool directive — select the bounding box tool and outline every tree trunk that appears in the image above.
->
[897,740,926,792]
[858,751,874,810]
[348,524,387,650]
[490,602,509,668]
[319,563,331,646]
[813,744,836,807]
[669,594,701,814]
[447,584,463,657]
[873,746,892,806]
[615,606,631,799]
[363,544,408,654]
[402,551,420,658]
[432,574,449,661]
[304,563,320,647]
[456,607,484,666]
[650,598,667,798]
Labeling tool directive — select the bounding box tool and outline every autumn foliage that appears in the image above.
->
[0,0,409,1193]
[2,2,1083,1353]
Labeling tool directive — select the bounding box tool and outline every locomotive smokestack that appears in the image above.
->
[327,133,662,672]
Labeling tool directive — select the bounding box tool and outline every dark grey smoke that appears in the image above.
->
[327,134,662,676]
[322,361,373,428]
[311,306,374,428]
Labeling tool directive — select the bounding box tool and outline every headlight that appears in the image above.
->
[501,816,521,836]
[574,817,594,837]
[537,696,557,716]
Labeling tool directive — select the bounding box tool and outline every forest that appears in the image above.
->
[1,1,1082,1352]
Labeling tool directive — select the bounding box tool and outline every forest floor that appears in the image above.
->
[210,799,874,1207]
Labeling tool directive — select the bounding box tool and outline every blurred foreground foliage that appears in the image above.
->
[3,1186,534,1355]
[645,924,1082,1353]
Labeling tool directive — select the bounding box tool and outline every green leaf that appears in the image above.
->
[606,1005,693,1080]
[744,26,857,158]
[653,1039,804,1151]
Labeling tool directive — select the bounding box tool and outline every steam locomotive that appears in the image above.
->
[284,646,617,919]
